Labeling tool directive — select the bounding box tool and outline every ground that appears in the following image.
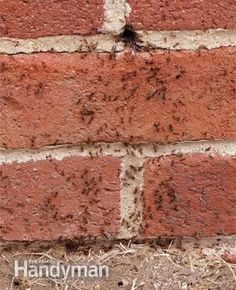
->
[0,238,235,290]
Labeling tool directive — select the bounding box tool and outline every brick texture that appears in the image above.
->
[127,0,236,31]
[1,48,235,149]
[143,154,236,237]
[0,156,120,241]
[0,0,104,38]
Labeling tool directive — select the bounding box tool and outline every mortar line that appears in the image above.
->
[102,0,131,34]
[139,29,236,50]
[118,154,144,239]
[0,29,235,54]
[2,139,236,164]
[0,143,127,164]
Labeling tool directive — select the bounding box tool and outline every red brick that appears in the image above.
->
[0,48,235,149]
[0,156,120,241]
[0,0,104,38]
[143,154,236,237]
[127,0,236,31]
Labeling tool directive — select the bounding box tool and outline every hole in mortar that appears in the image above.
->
[119,24,141,47]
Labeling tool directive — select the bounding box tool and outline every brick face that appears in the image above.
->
[1,48,235,149]
[127,0,236,31]
[0,0,236,243]
[142,154,236,237]
[0,157,120,241]
[0,0,104,38]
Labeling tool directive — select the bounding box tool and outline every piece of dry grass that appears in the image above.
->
[213,253,236,281]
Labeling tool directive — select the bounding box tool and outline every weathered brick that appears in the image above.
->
[127,0,236,31]
[0,156,120,241]
[143,154,236,237]
[0,0,104,38]
[0,48,235,148]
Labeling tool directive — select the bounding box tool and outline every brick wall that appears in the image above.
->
[0,0,236,241]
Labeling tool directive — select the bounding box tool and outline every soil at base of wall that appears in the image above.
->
[0,238,235,290]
